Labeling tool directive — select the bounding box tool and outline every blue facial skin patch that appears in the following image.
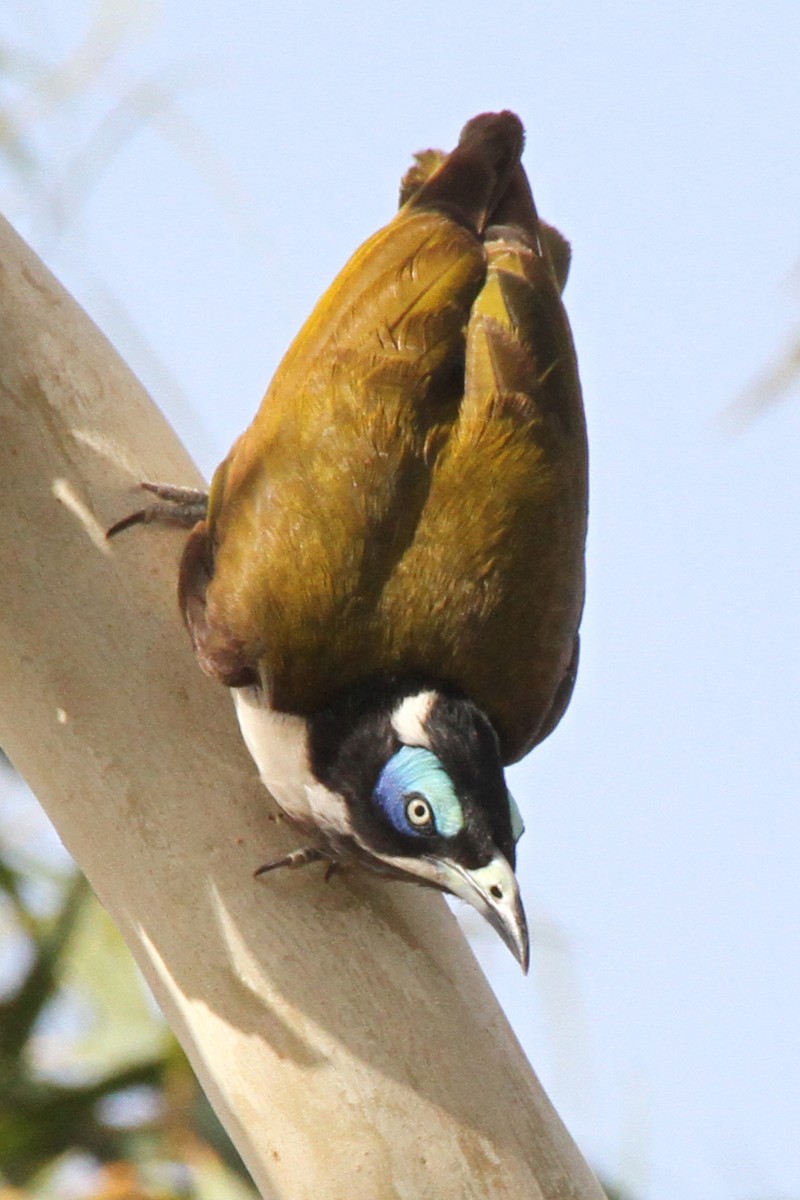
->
[508,791,525,845]
[374,746,464,839]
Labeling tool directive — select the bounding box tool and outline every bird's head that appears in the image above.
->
[305,680,529,970]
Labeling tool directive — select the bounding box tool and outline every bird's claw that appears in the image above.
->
[107,482,209,539]
[254,846,329,877]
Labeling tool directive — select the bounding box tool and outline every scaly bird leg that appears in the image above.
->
[254,846,329,876]
[107,482,209,538]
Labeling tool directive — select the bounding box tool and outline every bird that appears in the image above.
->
[108,111,588,970]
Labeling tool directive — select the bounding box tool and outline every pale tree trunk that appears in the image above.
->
[0,215,605,1200]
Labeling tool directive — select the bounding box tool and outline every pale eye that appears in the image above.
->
[373,746,464,838]
[405,793,433,827]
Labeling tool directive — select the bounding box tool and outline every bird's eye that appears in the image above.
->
[405,793,433,827]
[373,746,464,839]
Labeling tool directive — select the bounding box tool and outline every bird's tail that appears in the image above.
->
[401,111,571,292]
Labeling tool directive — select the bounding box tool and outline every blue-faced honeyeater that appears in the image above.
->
[109,112,588,970]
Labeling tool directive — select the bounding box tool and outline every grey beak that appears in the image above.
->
[424,853,530,972]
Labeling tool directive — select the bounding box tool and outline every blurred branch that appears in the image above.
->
[1,4,259,246]
[719,258,800,431]
[719,328,800,432]
[0,872,88,1059]
[0,2,153,142]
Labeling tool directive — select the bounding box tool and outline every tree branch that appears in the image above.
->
[0,214,605,1200]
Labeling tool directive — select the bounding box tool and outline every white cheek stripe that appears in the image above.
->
[391,690,437,748]
[304,782,352,836]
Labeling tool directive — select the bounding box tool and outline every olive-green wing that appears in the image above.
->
[378,167,588,762]
[186,115,530,710]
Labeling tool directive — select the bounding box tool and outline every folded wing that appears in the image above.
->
[179,113,587,761]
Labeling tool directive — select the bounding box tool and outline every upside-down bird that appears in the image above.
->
[109,111,588,970]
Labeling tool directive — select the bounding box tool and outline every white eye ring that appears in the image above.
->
[405,793,433,827]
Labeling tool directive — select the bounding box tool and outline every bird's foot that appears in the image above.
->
[107,482,209,539]
[253,845,330,877]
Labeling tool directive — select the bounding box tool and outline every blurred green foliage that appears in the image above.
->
[0,767,258,1198]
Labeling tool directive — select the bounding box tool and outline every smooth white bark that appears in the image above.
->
[0,214,605,1200]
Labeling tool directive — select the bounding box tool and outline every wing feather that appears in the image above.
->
[182,113,587,760]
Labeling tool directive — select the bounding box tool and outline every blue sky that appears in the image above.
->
[2,2,799,1197]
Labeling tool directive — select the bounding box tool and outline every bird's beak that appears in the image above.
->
[424,853,530,972]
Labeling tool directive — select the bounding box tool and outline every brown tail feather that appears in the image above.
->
[406,110,525,235]
[400,111,571,291]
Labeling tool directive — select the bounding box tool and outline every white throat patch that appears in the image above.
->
[232,687,349,836]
